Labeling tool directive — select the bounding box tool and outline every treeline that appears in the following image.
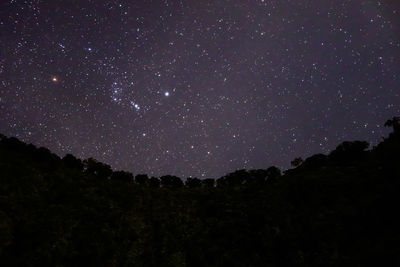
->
[0,136,284,189]
[0,117,399,266]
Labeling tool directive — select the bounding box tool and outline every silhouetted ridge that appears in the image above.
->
[0,117,399,266]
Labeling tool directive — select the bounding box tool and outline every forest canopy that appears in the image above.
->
[0,117,399,266]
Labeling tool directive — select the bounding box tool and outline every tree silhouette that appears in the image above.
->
[303,154,328,170]
[385,116,400,134]
[0,136,24,150]
[160,175,183,188]
[291,157,304,167]
[218,169,248,186]
[0,117,399,266]
[149,177,160,188]
[135,174,149,185]
[84,158,113,179]
[201,178,215,188]
[329,141,369,163]
[112,171,133,182]
[265,166,281,182]
[185,177,202,188]
[248,169,269,183]
[62,154,84,170]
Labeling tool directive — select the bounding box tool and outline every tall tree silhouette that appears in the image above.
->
[385,116,400,134]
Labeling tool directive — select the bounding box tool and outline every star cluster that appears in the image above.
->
[1,0,399,178]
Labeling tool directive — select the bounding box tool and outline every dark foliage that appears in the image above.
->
[185,177,202,188]
[385,116,400,135]
[329,141,369,164]
[149,176,161,188]
[160,175,184,188]
[83,158,113,179]
[0,119,399,266]
[201,178,215,188]
[112,171,134,183]
[291,157,304,167]
[135,174,149,185]
[62,154,84,171]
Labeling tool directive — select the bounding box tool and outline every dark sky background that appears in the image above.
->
[1,0,399,178]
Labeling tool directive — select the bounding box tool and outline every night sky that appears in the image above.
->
[1,0,399,178]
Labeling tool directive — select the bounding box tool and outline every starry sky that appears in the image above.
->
[1,0,399,178]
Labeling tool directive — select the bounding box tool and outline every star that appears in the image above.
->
[0,0,398,179]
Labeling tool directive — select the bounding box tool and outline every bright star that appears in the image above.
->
[130,101,140,110]
[165,91,170,97]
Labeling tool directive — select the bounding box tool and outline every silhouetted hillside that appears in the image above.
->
[0,117,399,266]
